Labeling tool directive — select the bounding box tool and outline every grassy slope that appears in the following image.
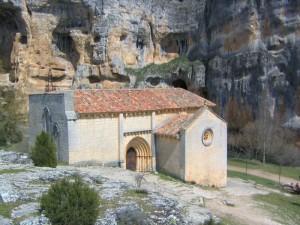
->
[228,159,300,180]
[228,170,300,225]
[254,193,300,225]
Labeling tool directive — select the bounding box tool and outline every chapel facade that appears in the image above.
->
[29,88,227,187]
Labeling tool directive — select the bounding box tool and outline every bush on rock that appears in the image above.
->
[40,176,100,225]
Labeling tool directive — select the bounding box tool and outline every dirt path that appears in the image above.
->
[228,166,299,184]
[78,167,282,225]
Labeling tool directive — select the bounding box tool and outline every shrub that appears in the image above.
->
[134,173,148,194]
[0,87,23,147]
[40,176,100,225]
[134,173,144,190]
[31,131,57,168]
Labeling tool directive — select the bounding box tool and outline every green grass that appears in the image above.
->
[0,202,17,218]
[228,170,279,189]
[229,159,300,180]
[157,172,185,183]
[0,201,30,218]
[219,214,243,225]
[14,212,39,224]
[0,169,27,175]
[125,57,204,85]
[229,170,300,224]
[254,193,300,225]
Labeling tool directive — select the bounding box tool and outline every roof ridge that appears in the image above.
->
[181,106,227,131]
[74,88,216,114]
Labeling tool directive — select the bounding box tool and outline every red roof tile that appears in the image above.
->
[74,88,215,114]
[155,114,194,138]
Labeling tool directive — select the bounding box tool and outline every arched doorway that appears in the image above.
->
[126,147,137,171]
[125,137,152,172]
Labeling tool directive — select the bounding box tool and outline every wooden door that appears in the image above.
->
[126,148,136,171]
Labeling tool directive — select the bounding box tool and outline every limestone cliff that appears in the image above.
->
[0,0,299,126]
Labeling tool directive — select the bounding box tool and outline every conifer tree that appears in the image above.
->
[32,131,57,168]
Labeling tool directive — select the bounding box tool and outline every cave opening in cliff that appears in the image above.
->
[160,34,188,56]
[0,7,22,72]
[88,76,101,84]
[54,33,76,53]
[19,35,27,44]
[53,32,80,68]
[146,77,161,86]
[136,38,144,49]
[120,34,127,42]
[172,79,187,90]
[94,35,100,43]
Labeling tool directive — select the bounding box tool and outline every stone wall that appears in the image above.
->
[68,116,119,164]
[156,136,184,180]
[28,93,69,162]
[183,110,227,187]
[123,114,152,132]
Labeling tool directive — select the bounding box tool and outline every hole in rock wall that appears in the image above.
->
[54,33,75,53]
[172,79,188,90]
[136,36,144,49]
[88,76,100,84]
[53,32,80,68]
[0,7,26,72]
[42,2,92,69]
[94,36,100,43]
[146,77,161,86]
[160,34,188,56]
[120,34,127,42]
[20,35,27,44]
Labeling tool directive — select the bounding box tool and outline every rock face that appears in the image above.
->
[0,0,299,124]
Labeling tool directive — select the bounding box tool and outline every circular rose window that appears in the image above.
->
[202,129,213,146]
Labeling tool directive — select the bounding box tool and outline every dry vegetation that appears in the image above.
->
[226,94,300,167]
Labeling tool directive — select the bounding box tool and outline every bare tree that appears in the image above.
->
[254,90,274,164]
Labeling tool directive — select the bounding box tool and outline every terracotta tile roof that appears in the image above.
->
[74,88,215,114]
[181,106,227,131]
[156,106,226,138]
[155,114,194,138]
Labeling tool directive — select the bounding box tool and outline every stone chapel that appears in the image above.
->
[29,88,227,187]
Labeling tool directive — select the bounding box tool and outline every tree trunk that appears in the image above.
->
[278,164,282,185]
[263,141,266,164]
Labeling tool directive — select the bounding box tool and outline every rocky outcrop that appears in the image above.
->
[0,150,217,225]
[0,0,299,125]
[0,0,204,91]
